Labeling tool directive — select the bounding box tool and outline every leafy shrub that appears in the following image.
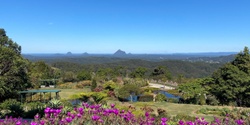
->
[60,99,73,107]
[138,94,154,102]
[155,93,167,102]
[167,98,179,103]
[206,95,219,106]
[75,80,92,88]
[77,71,91,81]
[79,92,93,101]
[196,107,231,116]
[78,92,107,103]
[103,81,118,91]
[173,113,196,121]
[57,82,76,89]
[48,99,62,109]
[91,79,97,91]
[91,92,107,103]
[143,87,159,93]
[199,94,206,105]
[93,85,103,92]
[69,93,82,100]
[61,106,73,114]
[157,108,171,119]
[0,99,24,118]
[23,102,45,118]
[107,91,116,97]
[132,110,144,117]
[166,89,180,96]
[196,108,208,114]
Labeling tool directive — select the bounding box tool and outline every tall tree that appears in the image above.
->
[29,61,61,88]
[232,47,250,74]
[0,28,31,101]
[210,47,250,106]
[151,66,172,81]
[130,67,148,78]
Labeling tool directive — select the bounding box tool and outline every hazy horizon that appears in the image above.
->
[22,51,238,55]
[1,0,250,54]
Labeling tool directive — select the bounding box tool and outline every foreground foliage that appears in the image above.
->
[0,102,249,125]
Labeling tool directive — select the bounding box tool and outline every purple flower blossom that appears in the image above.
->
[92,115,100,121]
[34,114,39,119]
[145,112,149,117]
[77,113,82,118]
[30,121,38,125]
[235,119,244,125]
[65,117,72,123]
[161,117,168,122]
[16,121,21,125]
[67,112,71,117]
[179,120,185,125]
[56,109,61,114]
[44,107,50,113]
[111,103,115,108]
[40,120,45,125]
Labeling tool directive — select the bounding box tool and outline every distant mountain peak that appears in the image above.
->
[83,52,88,55]
[66,52,72,55]
[113,49,126,56]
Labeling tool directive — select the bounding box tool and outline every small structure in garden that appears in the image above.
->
[18,89,61,103]
[39,79,58,88]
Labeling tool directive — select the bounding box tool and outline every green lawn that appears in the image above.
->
[107,101,239,122]
[29,88,91,101]
[57,88,91,99]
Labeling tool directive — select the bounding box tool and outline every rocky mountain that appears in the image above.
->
[113,49,126,56]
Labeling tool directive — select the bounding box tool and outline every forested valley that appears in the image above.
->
[1,28,250,124]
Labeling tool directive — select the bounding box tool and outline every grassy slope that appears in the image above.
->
[107,101,238,122]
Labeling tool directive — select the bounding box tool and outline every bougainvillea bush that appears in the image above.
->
[0,103,249,125]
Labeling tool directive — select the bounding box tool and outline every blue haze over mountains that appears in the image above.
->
[23,49,237,64]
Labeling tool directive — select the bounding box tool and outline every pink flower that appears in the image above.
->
[235,119,244,125]
[16,121,21,125]
[111,103,115,108]
[40,120,45,125]
[92,115,100,121]
[161,117,168,122]
[34,114,39,119]
[30,122,38,125]
[65,117,72,123]
[77,113,82,118]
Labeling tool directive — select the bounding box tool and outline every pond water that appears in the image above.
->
[158,90,180,99]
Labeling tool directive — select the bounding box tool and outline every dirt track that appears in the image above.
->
[148,83,175,90]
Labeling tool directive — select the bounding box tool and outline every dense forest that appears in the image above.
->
[50,59,223,78]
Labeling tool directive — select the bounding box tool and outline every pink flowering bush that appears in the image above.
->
[0,103,250,125]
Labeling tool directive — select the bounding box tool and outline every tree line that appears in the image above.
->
[179,47,250,107]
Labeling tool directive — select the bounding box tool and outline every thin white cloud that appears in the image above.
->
[48,22,53,25]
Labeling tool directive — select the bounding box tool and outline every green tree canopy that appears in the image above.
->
[210,47,250,106]
[0,28,31,101]
[116,83,142,101]
[29,61,61,88]
[77,70,91,81]
[151,66,172,81]
[130,66,148,78]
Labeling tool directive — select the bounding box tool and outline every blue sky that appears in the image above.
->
[1,0,250,54]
